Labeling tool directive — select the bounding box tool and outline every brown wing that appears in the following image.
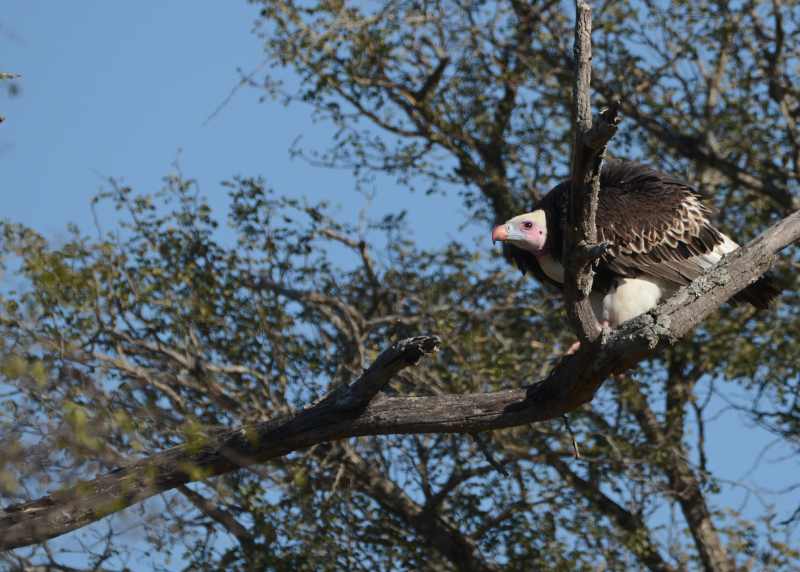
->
[593,161,724,286]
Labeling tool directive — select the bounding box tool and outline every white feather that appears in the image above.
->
[599,277,674,327]
[696,233,739,269]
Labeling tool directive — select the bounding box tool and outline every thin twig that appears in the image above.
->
[471,432,509,477]
[562,414,581,459]
[202,61,269,126]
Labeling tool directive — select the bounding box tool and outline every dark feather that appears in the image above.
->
[731,275,781,309]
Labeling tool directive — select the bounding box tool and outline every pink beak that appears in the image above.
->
[492,224,508,242]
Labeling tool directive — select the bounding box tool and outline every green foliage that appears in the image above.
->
[3,0,800,570]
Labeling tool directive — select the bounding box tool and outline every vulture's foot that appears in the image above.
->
[565,321,610,355]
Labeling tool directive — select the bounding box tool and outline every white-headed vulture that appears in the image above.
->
[492,160,779,327]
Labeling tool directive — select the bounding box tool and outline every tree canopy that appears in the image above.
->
[2,0,800,570]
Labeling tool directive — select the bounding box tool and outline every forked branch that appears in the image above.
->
[563,0,621,345]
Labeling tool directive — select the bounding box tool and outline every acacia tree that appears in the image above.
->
[2,0,800,570]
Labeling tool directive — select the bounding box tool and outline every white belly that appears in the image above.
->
[598,277,675,327]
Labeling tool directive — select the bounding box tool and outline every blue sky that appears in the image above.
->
[1,1,797,569]
[1,1,460,248]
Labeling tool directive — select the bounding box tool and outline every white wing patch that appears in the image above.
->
[695,233,739,269]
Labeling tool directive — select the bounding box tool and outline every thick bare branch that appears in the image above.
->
[1,209,797,550]
[563,1,621,344]
[317,335,441,410]
[0,335,441,550]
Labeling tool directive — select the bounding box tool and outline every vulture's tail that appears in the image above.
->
[732,274,781,310]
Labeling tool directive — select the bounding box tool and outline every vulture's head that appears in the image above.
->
[492,210,548,255]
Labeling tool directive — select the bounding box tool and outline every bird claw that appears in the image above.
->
[566,320,610,356]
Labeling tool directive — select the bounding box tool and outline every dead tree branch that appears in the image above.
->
[563,0,621,344]
[1,210,798,550]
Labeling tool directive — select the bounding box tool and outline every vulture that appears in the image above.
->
[492,160,779,328]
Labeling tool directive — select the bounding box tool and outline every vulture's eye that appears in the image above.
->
[522,221,533,230]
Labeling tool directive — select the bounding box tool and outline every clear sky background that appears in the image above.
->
[1,1,796,569]
[1,1,460,248]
